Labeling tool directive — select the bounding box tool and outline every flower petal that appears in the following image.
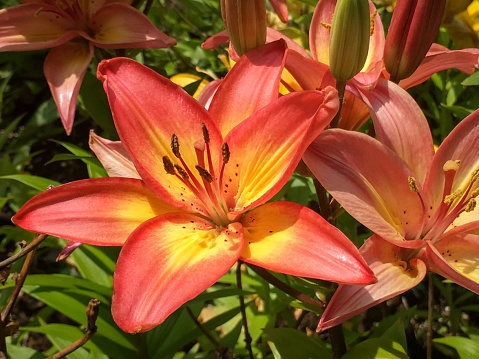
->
[196,79,222,109]
[224,88,338,215]
[12,178,177,246]
[268,0,288,22]
[421,235,479,294]
[423,110,479,226]
[97,57,223,214]
[44,41,94,135]
[208,40,287,136]
[317,235,427,331]
[0,4,78,51]
[112,212,243,333]
[284,49,334,91]
[305,129,425,248]
[89,131,140,179]
[240,201,375,284]
[359,79,435,184]
[398,45,479,89]
[87,3,176,48]
[337,91,370,131]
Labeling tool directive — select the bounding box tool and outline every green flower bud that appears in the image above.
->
[329,0,371,82]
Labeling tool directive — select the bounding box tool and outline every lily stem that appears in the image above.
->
[247,263,324,309]
[237,261,254,359]
[427,272,434,359]
[330,80,346,128]
[0,234,46,270]
[186,306,219,347]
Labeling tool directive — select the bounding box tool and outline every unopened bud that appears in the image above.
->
[221,0,266,57]
[329,0,371,82]
[384,0,446,82]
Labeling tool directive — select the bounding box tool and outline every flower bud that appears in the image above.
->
[384,0,446,82]
[329,0,371,82]
[221,0,266,57]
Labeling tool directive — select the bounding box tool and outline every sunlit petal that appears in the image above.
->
[12,178,177,246]
[305,129,425,248]
[112,213,243,333]
[240,201,375,284]
[89,131,140,179]
[44,41,94,135]
[317,235,427,331]
[224,88,338,215]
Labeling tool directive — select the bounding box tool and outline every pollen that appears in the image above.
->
[195,165,213,183]
[162,156,176,175]
[408,177,418,192]
[471,168,479,184]
[174,164,189,180]
[370,11,377,36]
[465,198,476,212]
[222,143,230,164]
[171,134,180,158]
[320,21,331,30]
[201,123,210,143]
[444,189,463,205]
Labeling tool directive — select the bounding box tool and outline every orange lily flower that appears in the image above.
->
[0,0,176,134]
[13,42,375,333]
[304,79,479,330]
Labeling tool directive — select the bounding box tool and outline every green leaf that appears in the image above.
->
[462,70,479,86]
[6,340,46,359]
[70,245,117,288]
[191,287,254,303]
[342,338,409,359]
[0,114,23,151]
[434,336,479,359]
[0,174,60,191]
[263,328,331,359]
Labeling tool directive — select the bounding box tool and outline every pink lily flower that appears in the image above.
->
[12,41,375,333]
[0,0,176,134]
[304,79,479,331]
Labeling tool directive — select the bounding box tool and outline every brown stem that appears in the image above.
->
[143,0,154,15]
[329,325,347,359]
[0,234,46,270]
[427,273,433,359]
[186,306,219,347]
[237,262,254,359]
[247,263,324,310]
[47,299,100,359]
[314,179,335,225]
[330,80,346,128]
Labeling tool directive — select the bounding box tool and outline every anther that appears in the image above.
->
[370,11,377,36]
[222,143,230,164]
[444,189,463,204]
[471,168,479,184]
[465,198,477,212]
[195,165,213,183]
[408,177,418,192]
[163,156,176,175]
[174,164,189,180]
[201,123,210,143]
[320,21,331,30]
[171,134,180,158]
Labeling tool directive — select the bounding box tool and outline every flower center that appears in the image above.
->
[162,123,231,226]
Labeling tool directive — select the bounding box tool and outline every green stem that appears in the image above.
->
[237,262,254,359]
[186,306,219,347]
[330,80,346,128]
[427,272,433,359]
[329,325,347,359]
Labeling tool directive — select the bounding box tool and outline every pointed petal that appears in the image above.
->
[44,41,94,135]
[398,46,479,89]
[309,0,336,65]
[265,28,310,58]
[268,0,288,22]
[0,4,78,51]
[337,90,370,131]
[201,30,229,50]
[224,88,339,214]
[56,241,82,261]
[112,213,243,333]
[284,49,334,91]
[421,235,479,294]
[423,110,479,224]
[317,235,427,331]
[12,178,177,246]
[359,79,435,184]
[305,129,425,248]
[89,131,140,179]
[87,3,176,48]
[240,201,375,284]
[196,79,222,110]
[97,57,223,213]
[208,40,287,136]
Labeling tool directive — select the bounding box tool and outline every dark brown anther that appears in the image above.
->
[201,123,210,143]
[222,142,230,164]
[171,134,180,158]
[174,164,189,180]
[195,165,213,183]
[163,156,176,175]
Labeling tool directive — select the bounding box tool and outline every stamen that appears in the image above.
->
[163,156,176,175]
[222,143,230,164]
[320,21,331,30]
[370,11,377,36]
[465,198,476,212]
[471,168,479,184]
[443,159,460,172]
[171,134,180,158]
[408,177,418,192]
[201,123,210,143]
[195,165,213,183]
[444,189,463,205]
[35,7,44,16]
[174,164,189,180]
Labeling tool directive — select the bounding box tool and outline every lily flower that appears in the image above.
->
[304,79,479,330]
[12,41,375,333]
[0,0,176,134]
